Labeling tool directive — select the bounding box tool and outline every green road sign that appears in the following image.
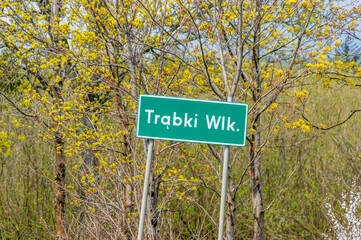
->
[136,95,248,146]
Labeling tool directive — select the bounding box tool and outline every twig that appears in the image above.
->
[0,91,50,128]
[156,143,182,156]
[303,109,361,131]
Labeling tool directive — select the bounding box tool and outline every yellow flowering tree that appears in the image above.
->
[1,0,360,239]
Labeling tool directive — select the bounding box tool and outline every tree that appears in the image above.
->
[1,0,361,239]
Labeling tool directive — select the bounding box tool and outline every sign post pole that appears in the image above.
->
[218,97,233,240]
[137,139,154,240]
[136,94,248,239]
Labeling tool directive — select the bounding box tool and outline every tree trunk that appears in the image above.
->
[123,133,134,240]
[251,0,265,238]
[147,169,159,240]
[226,161,236,240]
[76,111,100,238]
[114,90,135,239]
[47,0,67,236]
[55,134,67,239]
[250,125,264,240]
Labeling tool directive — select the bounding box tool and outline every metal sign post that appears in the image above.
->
[218,144,230,240]
[137,139,154,240]
[136,95,248,239]
[217,96,233,240]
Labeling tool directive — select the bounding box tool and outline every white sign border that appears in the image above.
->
[136,94,249,147]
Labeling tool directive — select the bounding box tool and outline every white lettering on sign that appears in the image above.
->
[184,113,192,127]
[206,115,237,131]
[145,109,154,123]
[206,115,221,130]
[161,115,171,129]
[145,109,198,128]
[227,117,235,131]
[173,112,182,126]
[145,110,238,132]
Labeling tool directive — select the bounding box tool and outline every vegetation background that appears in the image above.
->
[0,0,360,239]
